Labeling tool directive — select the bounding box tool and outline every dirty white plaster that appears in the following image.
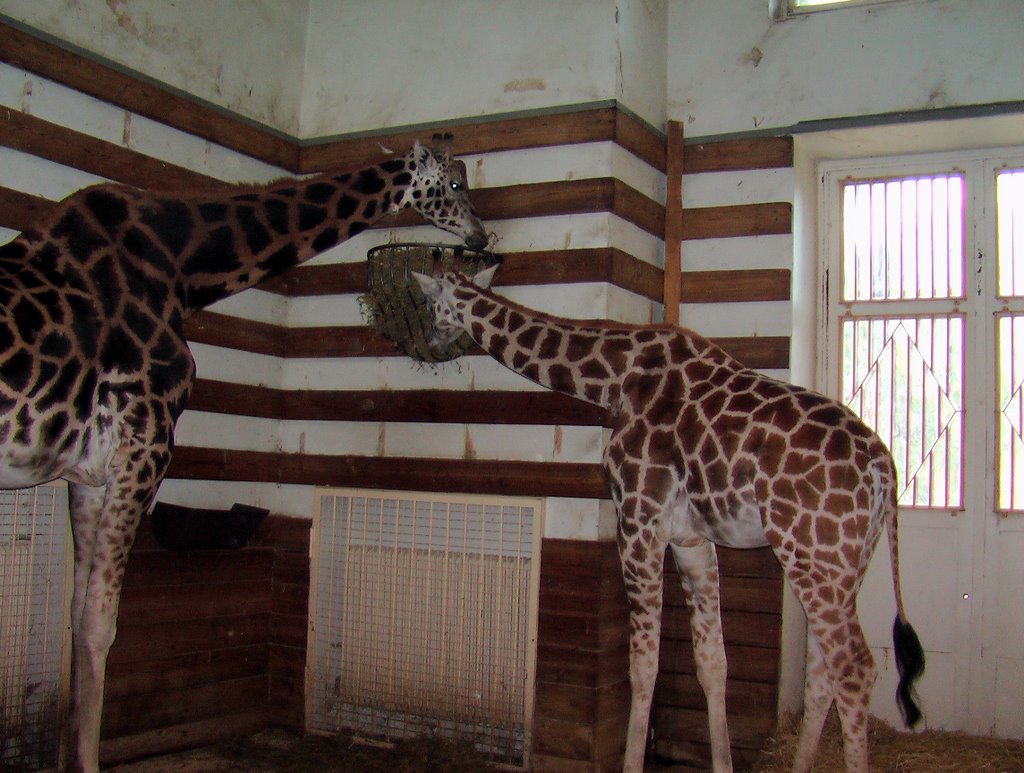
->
[668,0,1024,139]
[2,0,309,136]
[299,0,613,136]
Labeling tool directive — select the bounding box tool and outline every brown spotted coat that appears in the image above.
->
[414,267,924,773]
[0,139,486,773]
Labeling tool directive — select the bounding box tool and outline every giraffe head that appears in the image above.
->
[412,265,499,351]
[398,135,489,250]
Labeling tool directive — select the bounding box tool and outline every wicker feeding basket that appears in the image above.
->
[362,243,501,363]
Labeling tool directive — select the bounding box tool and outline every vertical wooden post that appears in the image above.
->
[663,120,685,326]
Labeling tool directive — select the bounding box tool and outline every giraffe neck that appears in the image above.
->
[445,275,747,410]
[159,154,415,309]
[447,279,632,407]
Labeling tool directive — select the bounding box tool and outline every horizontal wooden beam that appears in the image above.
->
[0,19,298,170]
[184,310,790,370]
[261,247,664,303]
[0,106,228,193]
[383,178,665,238]
[167,447,610,500]
[713,336,790,370]
[683,202,792,241]
[684,136,793,174]
[299,108,622,173]
[184,312,285,358]
[0,184,51,233]
[680,268,791,304]
[187,379,608,426]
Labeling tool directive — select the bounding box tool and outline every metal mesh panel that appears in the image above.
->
[307,489,541,766]
[0,483,71,771]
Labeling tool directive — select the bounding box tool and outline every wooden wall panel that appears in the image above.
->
[653,545,783,770]
[534,539,630,772]
[100,535,273,762]
[166,447,609,500]
[0,184,51,233]
[99,514,312,763]
[684,136,793,174]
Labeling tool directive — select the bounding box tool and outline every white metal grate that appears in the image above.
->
[0,483,71,771]
[841,173,965,302]
[306,488,542,767]
[837,172,968,509]
[841,314,964,508]
[996,169,1024,511]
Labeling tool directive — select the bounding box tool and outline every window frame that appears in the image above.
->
[820,147,1024,516]
[771,0,902,21]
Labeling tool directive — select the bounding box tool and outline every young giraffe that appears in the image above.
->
[414,266,925,773]
[0,137,486,773]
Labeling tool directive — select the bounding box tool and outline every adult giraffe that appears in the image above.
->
[0,137,486,773]
[414,266,925,773]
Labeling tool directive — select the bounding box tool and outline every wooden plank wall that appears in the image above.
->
[1,20,792,771]
[97,513,311,764]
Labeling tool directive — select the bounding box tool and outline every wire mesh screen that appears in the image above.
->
[307,489,542,767]
[0,483,71,771]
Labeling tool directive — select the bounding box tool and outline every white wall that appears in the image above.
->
[668,0,1024,138]
[301,0,626,136]
[0,0,310,136]
[2,0,669,139]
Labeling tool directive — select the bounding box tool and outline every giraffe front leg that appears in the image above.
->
[618,518,666,773]
[668,538,733,773]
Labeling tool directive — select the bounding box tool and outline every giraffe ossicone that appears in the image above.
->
[0,137,486,773]
[415,268,926,773]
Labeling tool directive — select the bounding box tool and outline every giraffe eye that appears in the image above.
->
[450,181,462,192]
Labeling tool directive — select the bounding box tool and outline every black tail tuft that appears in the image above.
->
[893,615,925,728]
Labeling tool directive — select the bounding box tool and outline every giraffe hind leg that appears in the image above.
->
[798,607,876,773]
[789,634,832,773]
[668,538,733,773]
[617,519,666,773]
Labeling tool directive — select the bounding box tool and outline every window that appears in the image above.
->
[772,0,899,20]
[823,152,1024,514]
[996,171,1024,510]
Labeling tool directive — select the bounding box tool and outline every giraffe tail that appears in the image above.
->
[882,464,925,728]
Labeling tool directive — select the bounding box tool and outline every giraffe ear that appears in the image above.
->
[411,270,442,298]
[472,264,498,289]
[411,140,431,165]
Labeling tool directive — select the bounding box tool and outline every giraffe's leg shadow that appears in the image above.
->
[668,538,733,773]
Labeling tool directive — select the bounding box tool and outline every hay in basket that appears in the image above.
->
[361,243,501,363]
